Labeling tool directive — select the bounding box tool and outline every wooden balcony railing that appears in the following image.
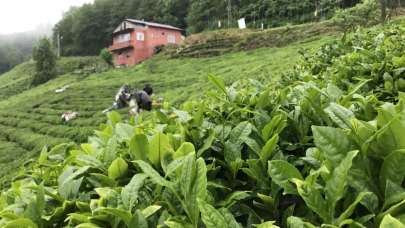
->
[109,40,134,51]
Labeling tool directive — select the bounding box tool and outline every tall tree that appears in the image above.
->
[31,38,56,86]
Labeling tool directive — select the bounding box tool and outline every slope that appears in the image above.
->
[0,35,333,187]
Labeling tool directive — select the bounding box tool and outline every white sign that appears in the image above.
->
[238,18,246,29]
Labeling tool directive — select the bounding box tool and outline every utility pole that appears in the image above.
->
[227,0,232,28]
[57,32,61,57]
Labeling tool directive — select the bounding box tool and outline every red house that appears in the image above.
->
[109,19,183,66]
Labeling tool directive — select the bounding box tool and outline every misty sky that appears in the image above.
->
[0,0,94,34]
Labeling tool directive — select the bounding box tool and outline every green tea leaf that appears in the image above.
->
[230,121,253,145]
[208,74,227,95]
[337,192,372,224]
[141,205,162,218]
[134,160,172,187]
[325,103,355,129]
[254,221,280,228]
[268,160,303,195]
[149,132,173,168]
[293,178,329,223]
[108,157,128,180]
[312,126,352,167]
[197,130,216,157]
[380,214,405,228]
[121,174,148,210]
[325,150,358,213]
[115,123,135,142]
[174,142,195,159]
[3,218,38,228]
[219,208,242,228]
[198,199,228,228]
[129,210,148,228]
[129,133,149,161]
[287,216,317,228]
[94,207,132,225]
[107,111,122,126]
[380,150,405,191]
[260,134,279,163]
[262,114,287,141]
[218,191,250,207]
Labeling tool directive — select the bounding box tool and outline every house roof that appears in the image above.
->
[125,19,183,31]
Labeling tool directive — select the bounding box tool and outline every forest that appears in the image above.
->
[54,0,361,56]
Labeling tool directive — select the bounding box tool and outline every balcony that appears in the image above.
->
[109,40,134,52]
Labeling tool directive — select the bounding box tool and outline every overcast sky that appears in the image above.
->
[0,0,94,34]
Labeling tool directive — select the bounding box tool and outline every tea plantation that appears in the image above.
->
[0,37,332,186]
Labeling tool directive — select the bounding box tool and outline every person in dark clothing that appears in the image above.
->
[103,84,153,115]
[143,84,153,96]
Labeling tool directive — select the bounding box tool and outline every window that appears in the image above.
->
[136,32,145,41]
[115,33,131,43]
[167,34,176,44]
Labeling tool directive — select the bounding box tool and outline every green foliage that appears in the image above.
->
[31,38,56,86]
[4,19,405,227]
[99,48,113,66]
[333,0,380,32]
[54,0,359,55]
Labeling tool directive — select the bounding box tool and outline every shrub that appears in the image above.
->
[332,0,380,33]
[99,48,113,66]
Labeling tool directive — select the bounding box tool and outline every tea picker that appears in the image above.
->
[102,84,153,115]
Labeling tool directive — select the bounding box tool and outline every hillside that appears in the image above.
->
[0,34,334,187]
[1,17,405,227]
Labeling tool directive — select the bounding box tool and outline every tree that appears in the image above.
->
[32,38,57,86]
[100,48,113,66]
[380,0,387,22]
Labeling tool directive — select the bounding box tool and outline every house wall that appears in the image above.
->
[111,26,183,66]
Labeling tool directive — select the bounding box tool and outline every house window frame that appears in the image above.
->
[115,33,131,43]
[136,32,145,41]
[167,34,176,44]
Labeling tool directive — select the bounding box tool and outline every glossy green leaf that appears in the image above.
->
[324,103,355,129]
[129,133,149,161]
[230,121,253,145]
[325,150,358,213]
[108,157,128,180]
[134,160,172,187]
[260,134,279,163]
[262,114,287,141]
[218,191,250,207]
[149,132,173,168]
[198,199,228,228]
[141,205,162,218]
[337,192,372,224]
[197,130,216,157]
[174,142,195,159]
[129,210,148,228]
[94,207,132,225]
[380,150,405,191]
[268,160,303,195]
[219,208,242,228]
[254,221,280,228]
[121,174,148,210]
[287,216,317,228]
[208,74,227,95]
[380,214,405,228]
[3,218,38,228]
[292,178,329,223]
[312,126,352,167]
[115,123,135,141]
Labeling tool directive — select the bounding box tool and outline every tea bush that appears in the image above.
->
[1,21,405,227]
